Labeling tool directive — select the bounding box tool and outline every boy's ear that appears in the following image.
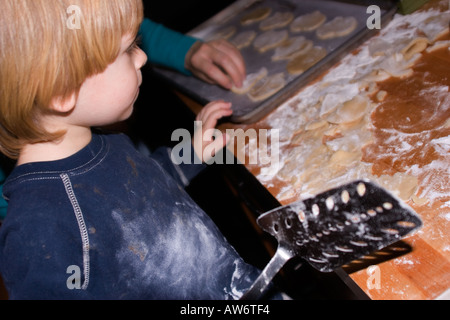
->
[50,92,77,113]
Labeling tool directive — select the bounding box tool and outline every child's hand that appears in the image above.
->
[193,101,233,163]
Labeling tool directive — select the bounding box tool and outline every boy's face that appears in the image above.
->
[71,34,147,127]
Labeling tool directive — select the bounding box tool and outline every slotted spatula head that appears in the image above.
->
[257,179,423,272]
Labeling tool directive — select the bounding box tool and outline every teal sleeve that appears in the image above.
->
[0,167,7,220]
[139,18,199,76]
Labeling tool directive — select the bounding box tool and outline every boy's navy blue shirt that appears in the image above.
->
[0,133,260,299]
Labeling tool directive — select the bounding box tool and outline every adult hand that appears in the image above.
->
[185,39,246,90]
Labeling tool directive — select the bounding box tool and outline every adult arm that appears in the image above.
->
[139,18,245,89]
[139,18,197,76]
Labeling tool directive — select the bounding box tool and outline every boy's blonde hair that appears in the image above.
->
[0,0,143,159]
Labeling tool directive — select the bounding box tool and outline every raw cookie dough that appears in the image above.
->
[230,30,257,49]
[378,52,422,78]
[400,37,429,60]
[286,46,327,75]
[316,16,358,40]
[421,12,450,43]
[326,95,369,124]
[240,7,272,26]
[253,30,289,52]
[374,172,418,201]
[272,36,314,61]
[205,26,236,41]
[305,119,328,131]
[368,38,392,57]
[232,67,268,94]
[426,40,450,53]
[248,72,286,102]
[259,12,294,30]
[329,150,361,167]
[368,29,429,59]
[376,90,388,102]
[290,10,327,32]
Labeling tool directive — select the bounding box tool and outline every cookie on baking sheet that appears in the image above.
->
[272,36,314,61]
[287,46,327,75]
[259,12,294,31]
[230,30,257,49]
[240,7,272,26]
[253,29,289,52]
[316,16,358,40]
[248,72,286,102]
[232,67,268,94]
[205,25,236,41]
[290,10,327,32]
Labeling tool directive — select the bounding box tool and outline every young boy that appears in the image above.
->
[0,0,262,299]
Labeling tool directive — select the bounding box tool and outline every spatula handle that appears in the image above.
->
[240,247,292,300]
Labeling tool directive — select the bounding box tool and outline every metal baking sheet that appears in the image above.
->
[153,0,397,123]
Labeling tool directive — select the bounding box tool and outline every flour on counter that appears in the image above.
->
[248,6,450,206]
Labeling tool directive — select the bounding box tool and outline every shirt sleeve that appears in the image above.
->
[138,18,199,76]
[0,212,94,299]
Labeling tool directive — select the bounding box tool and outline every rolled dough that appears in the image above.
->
[240,7,272,26]
[271,36,314,61]
[421,12,450,43]
[374,173,418,201]
[368,38,391,57]
[378,52,421,78]
[248,72,286,102]
[425,40,450,53]
[231,67,268,94]
[290,10,327,32]
[316,16,358,40]
[326,95,369,124]
[230,30,257,49]
[329,150,360,166]
[206,26,236,41]
[253,30,289,52]
[401,37,429,60]
[376,90,388,102]
[286,46,327,75]
[305,119,328,131]
[369,31,429,59]
[259,12,294,30]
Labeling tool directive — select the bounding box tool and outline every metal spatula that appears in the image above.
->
[241,179,422,300]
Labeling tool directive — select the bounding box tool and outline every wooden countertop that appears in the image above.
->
[177,0,450,300]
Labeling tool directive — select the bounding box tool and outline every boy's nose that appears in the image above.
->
[136,48,148,69]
